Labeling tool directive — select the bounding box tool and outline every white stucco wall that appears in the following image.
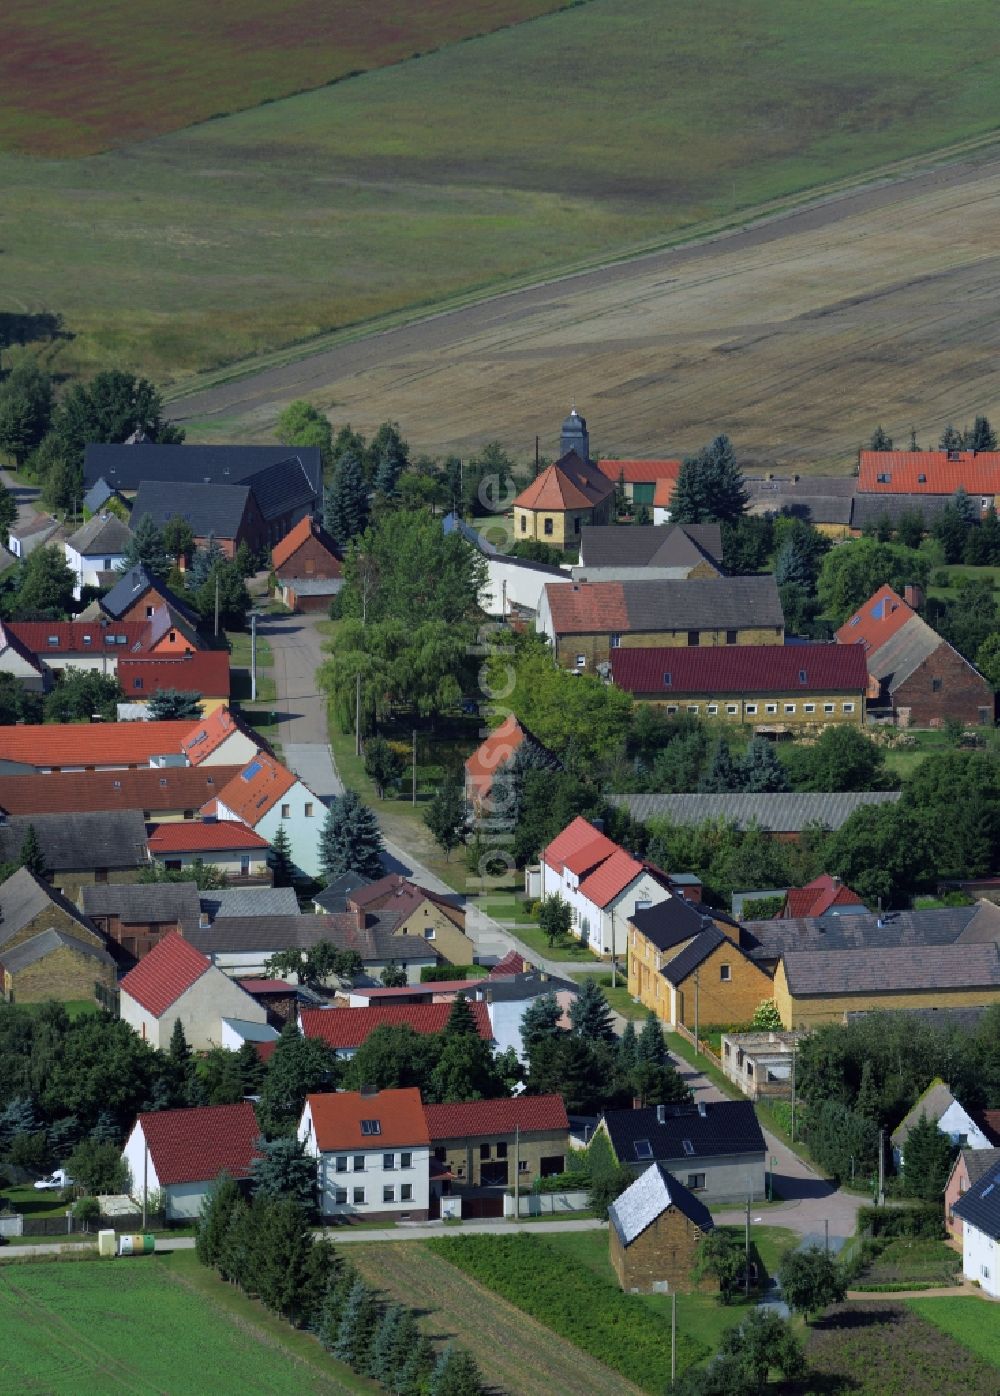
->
[937,1100,995,1152]
[299,1106,430,1219]
[122,965,266,1052]
[65,543,127,600]
[963,1221,1000,1298]
[164,1181,215,1221]
[541,857,671,957]
[480,556,571,618]
[157,848,270,878]
[0,645,45,690]
[122,1120,162,1202]
[219,777,322,878]
[488,989,575,1062]
[120,993,159,1048]
[198,729,260,767]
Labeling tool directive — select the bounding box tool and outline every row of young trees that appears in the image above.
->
[867,417,997,454]
[196,1178,483,1393]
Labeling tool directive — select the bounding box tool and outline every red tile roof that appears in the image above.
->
[8,620,150,655]
[544,816,618,876]
[543,581,629,635]
[256,1039,278,1064]
[578,846,645,909]
[465,714,526,802]
[784,875,865,920]
[0,765,242,817]
[181,707,258,765]
[300,1001,492,1049]
[118,651,231,700]
[213,753,298,825]
[835,584,917,655]
[611,643,868,696]
[358,979,481,1000]
[976,1110,1000,1145]
[0,622,45,675]
[654,478,677,507]
[488,950,536,977]
[424,1094,569,1140]
[271,516,342,572]
[857,450,1000,497]
[148,820,269,853]
[0,720,200,769]
[120,930,210,1016]
[597,459,683,485]
[138,1101,260,1185]
[306,1087,430,1150]
[513,452,614,512]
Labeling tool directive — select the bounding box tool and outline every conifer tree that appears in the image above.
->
[964,415,997,452]
[699,739,742,794]
[334,1277,380,1369]
[121,512,171,577]
[319,790,384,881]
[168,1018,191,1067]
[637,1011,668,1067]
[670,435,748,524]
[318,1260,359,1348]
[903,1113,956,1201]
[270,823,296,888]
[146,688,203,720]
[939,424,963,451]
[617,1019,638,1072]
[443,992,478,1038]
[250,1135,317,1208]
[18,824,47,877]
[740,736,790,793]
[869,426,893,452]
[569,978,615,1043]
[196,1172,240,1268]
[520,993,563,1055]
[367,1303,404,1383]
[188,534,225,587]
[395,1335,436,1396]
[430,1346,484,1396]
[388,1308,420,1384]
[323,452,369,547]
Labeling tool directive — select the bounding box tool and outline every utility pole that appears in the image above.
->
[790,1047,797,1142]
[744,1196,751,1296]
[354,672,361,757]
[824,1217,829,1256]
[142,1138,148,1231]
[513,1125,520,1219]
[670,1291,676,1384]
[250,610,258,702]
[693,967,700,1055]
[610,913,617,990]
[411,729,417,805]
[213,571,220,638]
[877,1127,885,1207]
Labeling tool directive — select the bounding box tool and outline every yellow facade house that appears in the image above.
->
[611,643,867,730]
[512,450,615,550]
[628,899,774,1031]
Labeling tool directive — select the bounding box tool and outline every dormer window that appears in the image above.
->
[360,1119,381,1137]
[798,670,807,684]
[47,636,59,647]
[663,672,672,688]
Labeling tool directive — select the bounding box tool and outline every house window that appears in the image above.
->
[423,927,436,940]
[103,557,112,571]
[745,704,757,715]
[334,1188,348,1205]
[383,1153,395,1170]
[544,518,553,536]
[665,704,677,715]
[353,1156,365,1171]
[240,855,250,877]
[383,1186,395,1203]
[518,1160,528,1173]
[574,517,581,534]
[576,655,586,670]
[400,1152,412,1169]
[804,703,815,713]
[94,868,108,884]
[687,630,700,646]
[305,558,315,574]
[281,803,291,818]
[610,633,622,648]
[726,630,737,645]
[480,1144,491,1160]
[931,678,942,693]
[843,702,855,713]
[360,1119,381,1136]
[707,705,719,716]
[686,1173,706,1191]
[146,605,155,618]
[765,703,777,715]
[165,860,182,873]
[520,514,527,533]
[687,705,699,715]
[335,1156,348,1173]
[726,704,738,714]
[304,803,314,817]
[401,1183,413,1201]
[682,1139,695,1156]
[169,631,176,643]
[496,1142,508,1159]
[982,1264,990,1279]
[634,1140,653,1160]
[719,963,732,982]
[784,704,795,714]
[353,1187,366,1205]
[824,703,835,714]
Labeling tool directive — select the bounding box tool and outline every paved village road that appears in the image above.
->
[256,610,343,801]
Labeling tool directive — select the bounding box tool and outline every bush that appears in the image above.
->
[72,1196,101,1227]
[857,1203,945,1241]
[530,1170,590,1194]
[420,964,476,983]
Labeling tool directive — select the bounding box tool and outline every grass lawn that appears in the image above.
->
[227,629,273,668]
[6,1,1000,383]
[509,925,602,963]
[598,982,648,1021]
[0,1251,371,1394]
[926,563,1000,601]
[906,1296,1000,1366]
[1,1185,71,1219]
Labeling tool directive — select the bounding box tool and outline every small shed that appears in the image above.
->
[608,1163,714,1293]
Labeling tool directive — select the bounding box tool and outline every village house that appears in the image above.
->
[574,523,723,581]
[96,564,202,630]
[344,875,476,965]
[0,621,47,691]
[595,1100,767,1204]
[537,575,784,671]
[82,478,128,517]
[627,898,773,1030]
[84,442,322,511]
[147,819,271,883]
[81,882,201,960]
[608,1163,715,1294]
[479,969,579,1062]
[122,1101,261,1221]
[299,1087,431,1222]
[7,511,60,559]
[62,513,133,599]
[299,1000,492,1059]
[271,515,343,612]
[611,643,867,729]
[180,706,264,768]
[132,480,269,559]
[117,651,231,714]
[209,751,325,878]
[891,1079,1000,1170]
[608,791,901,842]
[951,1155,1000,1299]
[426,1095,570,1201]
[595,458,683,514]
[4,616,161,678]
[119,930,267,1050]
[946,1148,1000,1242]
[743,474,857,539]
[540,816,673,958]
[445,513,572,620]
[781,874,866,919]
[836,584,993,728]
[0,810,148,895]
[856,449,1000,516]
[464,713,555,814]
[0,867,118,1005]
[0,765,242,823]
[720,1030,803,1101]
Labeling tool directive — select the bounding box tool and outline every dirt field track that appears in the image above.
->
[171,147,1000,472]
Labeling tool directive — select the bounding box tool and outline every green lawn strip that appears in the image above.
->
[231,669,278,703]
[905,1296,1000,1366]
[1,1186,73,1219]
[226,629,273,668]
[511,925,602,963]
[427,1231,708,1388]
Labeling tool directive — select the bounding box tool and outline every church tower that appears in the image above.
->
[560,406,590,462]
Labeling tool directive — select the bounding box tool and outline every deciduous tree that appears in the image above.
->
[538,893,573,948]
[277,400,333,469]
[778,1244,846,1320]
[424,774,466,860]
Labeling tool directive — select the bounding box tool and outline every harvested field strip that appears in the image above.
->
[906,1296,1000,1367]
[350,1240,645,1396]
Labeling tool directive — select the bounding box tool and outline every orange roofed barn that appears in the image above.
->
[271,516,343,612]
[857,450,1000,515]
[299,1088,432,1221]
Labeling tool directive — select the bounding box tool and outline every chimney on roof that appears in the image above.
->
[904,583,924,610]
[353,905,365,933]
[656,1104,666,1124]
[697,1100,707,1118]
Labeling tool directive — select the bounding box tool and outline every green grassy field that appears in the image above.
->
[906,1296,1000,1366]
[4,0,999,382]
[0,1253,368,1394]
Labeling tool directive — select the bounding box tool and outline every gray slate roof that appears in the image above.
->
[82,479,115,514]
[742,905,989,962]
[890,1081,957,1148]
[0,866,98,948]
[630,898,726,954]
[242,458,315,523]
[950,1157,1000,1240]
[609,1163,714,1247]
[66,513,133,556]
[662,927,727,985]
[201,886,300,919]
[313,872,374,914]
[0,810,148,872]
[782,943,1000,996]
[744,475,856,526]
[132,480,252,540]
[622,575,783,632]
[603,1100,765,1165]
[866,614,943,692]
[609,790,901,831]
[480,969,578,1001]
[185,910,430,961]
[83,444,322,502]
[100,564,201,626]
[0,926,114,974]
[961,1148,1000,1190]
[81,882,201,924]
[849,494,953,529]
[578,523,723,572]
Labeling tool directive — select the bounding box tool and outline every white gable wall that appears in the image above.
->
[962,1220,1000,1298]
[218,776,322,878]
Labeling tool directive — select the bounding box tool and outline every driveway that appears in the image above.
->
[0,466,41,533]
[257,610,342,801]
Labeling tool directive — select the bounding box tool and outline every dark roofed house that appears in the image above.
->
[83,443,322,504]
[0,810,148,895]
[312,871,373,914]
[743,902,1000,970]
[132,480,264,559]
[951,1154,1000,1297]
[99,563,201,628]
[81,881,202,961]
[598,1101,766,1204]
[539,575,783,671]
[608,1163,715,1294]
[946,1146,1000,1242]
[575,523,723,580]
[743,474,856,535]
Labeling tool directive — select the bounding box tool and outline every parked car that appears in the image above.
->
[33,1169,73,1191]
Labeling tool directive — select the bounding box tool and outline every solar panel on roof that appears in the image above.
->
[242,760,262,782]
